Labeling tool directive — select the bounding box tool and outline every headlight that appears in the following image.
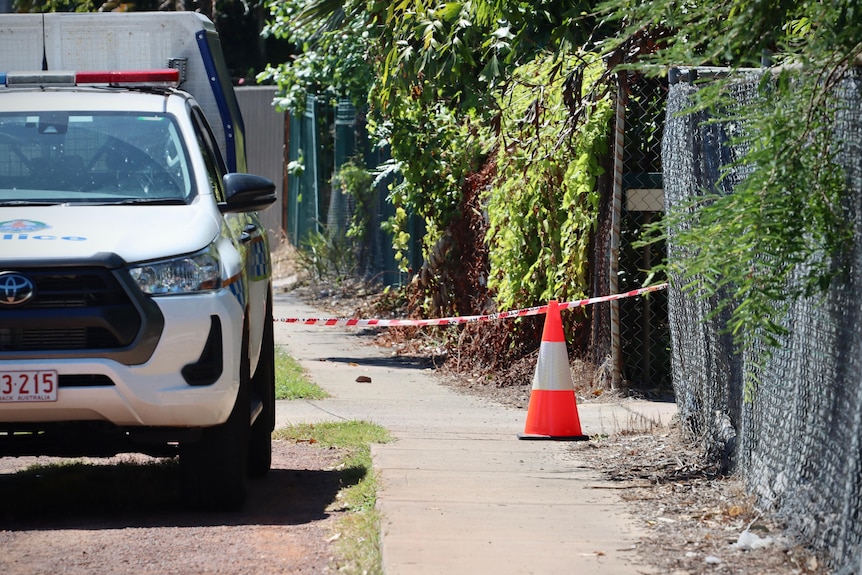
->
[128,246,221,295]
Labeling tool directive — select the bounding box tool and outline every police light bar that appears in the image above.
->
[1,69,180,88]
[2,71,75,87]
[76,69,181,87]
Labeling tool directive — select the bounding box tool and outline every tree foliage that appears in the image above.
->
[257,0,373,112]
[372,99,489,275]
[370,0,601,107]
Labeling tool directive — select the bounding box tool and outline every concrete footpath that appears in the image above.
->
[273,291,676,575]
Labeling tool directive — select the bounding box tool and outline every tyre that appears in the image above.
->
[179,342,250,511]
[248,293,275,477]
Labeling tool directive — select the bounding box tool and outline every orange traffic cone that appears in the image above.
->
[518,300,589,441]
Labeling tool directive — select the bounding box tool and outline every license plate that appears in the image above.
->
[0,371,58,402]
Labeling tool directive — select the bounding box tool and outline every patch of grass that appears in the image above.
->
[276,346,328,400]
[274,421,393,575]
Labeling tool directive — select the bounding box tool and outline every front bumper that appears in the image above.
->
[0,289,244,429]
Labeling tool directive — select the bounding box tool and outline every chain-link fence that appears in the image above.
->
[617,75,671,394]
[285,95,417,285]
[664,67,862,572]
[285,95,327,247]
[330,99,414,284]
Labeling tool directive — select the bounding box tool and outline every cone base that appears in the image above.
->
[517,432,589,441]
[520,389,585,439]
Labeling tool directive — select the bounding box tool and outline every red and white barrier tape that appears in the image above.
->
[274,283,667,328]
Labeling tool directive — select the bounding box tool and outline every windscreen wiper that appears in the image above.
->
[108,198,187,205]
[0,200,66,206]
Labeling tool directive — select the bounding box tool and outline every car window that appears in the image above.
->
[190,106,226,203]
[0,111,195,204]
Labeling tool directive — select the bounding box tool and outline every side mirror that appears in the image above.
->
[219,173,277,214]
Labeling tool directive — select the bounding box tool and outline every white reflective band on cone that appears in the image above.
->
[532,342,575,391]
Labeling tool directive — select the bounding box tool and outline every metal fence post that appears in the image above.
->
[609,74,627,389]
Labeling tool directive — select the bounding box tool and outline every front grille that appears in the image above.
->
[25,269,119,309]
[0,327,120,351]
[0,266,141,352]
[11,327,88,350]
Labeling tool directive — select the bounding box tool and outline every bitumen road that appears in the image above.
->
[273,290,675,575]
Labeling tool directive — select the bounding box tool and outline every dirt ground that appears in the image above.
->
[0,441,349,574]
[569,430,826,574]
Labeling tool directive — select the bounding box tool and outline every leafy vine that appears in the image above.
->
[486,53,613,310]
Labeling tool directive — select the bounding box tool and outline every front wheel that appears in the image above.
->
[180,350,250,511]
[248,294,275,477]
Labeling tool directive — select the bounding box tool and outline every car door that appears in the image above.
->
[189,104,270,372]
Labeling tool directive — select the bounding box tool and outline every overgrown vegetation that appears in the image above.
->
[650,71,851,379]
[374,101,490,289]
[295,226,359,283]
[258,0,374,113]
[487,53,613,311]
[264,0,862,382]
[262,1,615,345]
[273,421,393,575]
[289,154,385,285]
[337,156,376,245]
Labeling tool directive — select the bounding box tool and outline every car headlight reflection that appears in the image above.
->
[129,248,221,295]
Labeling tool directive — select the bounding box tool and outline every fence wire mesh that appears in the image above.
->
[618,75,671,393]
[664,68,862,572]
[285,96,413,286]
[286,95,326,247]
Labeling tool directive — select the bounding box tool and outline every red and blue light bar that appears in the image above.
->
[0,69,180,88]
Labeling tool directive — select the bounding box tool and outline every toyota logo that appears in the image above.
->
[0,271,35,306]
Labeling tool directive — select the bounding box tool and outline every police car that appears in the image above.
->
[0,64,277,511]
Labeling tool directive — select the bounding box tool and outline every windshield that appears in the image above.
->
[0,111,195,204]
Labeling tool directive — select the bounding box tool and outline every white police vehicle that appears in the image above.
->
[0,13,277,511]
